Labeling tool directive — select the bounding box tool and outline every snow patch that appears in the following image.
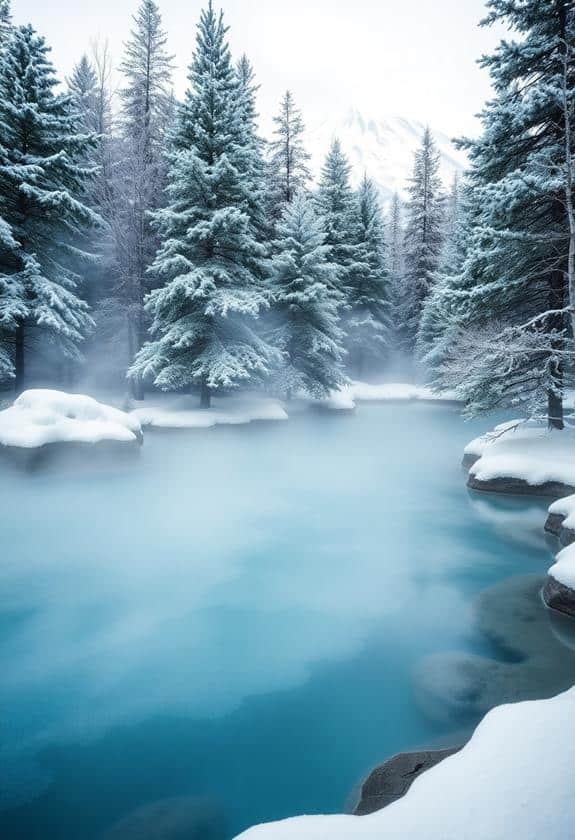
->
[132,394,288,429]
[235,686,575,840]
[0,390,142,448]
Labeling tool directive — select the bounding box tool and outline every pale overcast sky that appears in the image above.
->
[14,0,505,138]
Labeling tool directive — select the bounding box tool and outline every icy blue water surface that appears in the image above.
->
[0,402,558,838]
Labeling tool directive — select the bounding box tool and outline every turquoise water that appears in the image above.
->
[0,402,559,839]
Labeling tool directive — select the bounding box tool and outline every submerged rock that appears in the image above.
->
[415,574,575,724]
[354,746,462,815]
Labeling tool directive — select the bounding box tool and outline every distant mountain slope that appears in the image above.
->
[305,109,467,203]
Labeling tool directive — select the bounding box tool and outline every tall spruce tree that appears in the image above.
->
[67,56,99,134]
[387,191,404,343]
[0,25,100,389]
[400,128,444,354]
[130,2,278,407]
[267,90,311,223]
[316,138,362,304]
[346,175,392,377]
[268,192,346,397]
[427,0,575,427]
[117,0,174,399]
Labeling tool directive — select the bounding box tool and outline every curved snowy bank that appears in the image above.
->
[0,390,142,450]
[465,421,575,498]
[235,687,575,840]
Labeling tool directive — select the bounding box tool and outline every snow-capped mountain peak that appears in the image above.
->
[306,109,466,204]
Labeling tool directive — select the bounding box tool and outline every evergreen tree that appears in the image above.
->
[130,2,278,407]
[268,193,345,397]
[428,0,575,427]
[400,128,444,354]
[267,90,310,223]
[67,55,99,134]
[346,175,392,377]
[236,54,268,240]
[0,0,11,48]
[117,0,174,398]
[316,138,362,304]
[0,25,100,389]
[387,191,404,343]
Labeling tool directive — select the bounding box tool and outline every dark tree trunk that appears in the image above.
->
[200,378,211,408]
[14,320,25,393]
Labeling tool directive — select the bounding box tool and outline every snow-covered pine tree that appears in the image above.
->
[416,181,472,380]
[67,55,99,134]
[399,127,444,354]
[0,0,11,48]
[315,138,362,305]
[117,0,174,398]
[428,0,575,428]
[0,25,100,389]
[268,192,346,398]
[345,175,392,377]
[130,1,278,407]
[387,191,404,344]
[267,90,311,224]
[236,54,268,240]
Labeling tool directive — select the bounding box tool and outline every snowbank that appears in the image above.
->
[0,390,142,448]
[466,421,575,495]
[324,381,457,410]
[235,686,575,840]
[132,394,288,429]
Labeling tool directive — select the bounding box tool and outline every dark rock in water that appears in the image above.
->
[544,512,575,547]
[415,574,575,724]
[543,575,575,620]
[467,473,575,499]
[0,438,142,473]
[354,746,462,815]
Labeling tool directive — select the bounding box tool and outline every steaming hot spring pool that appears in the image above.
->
[0,400,570,839]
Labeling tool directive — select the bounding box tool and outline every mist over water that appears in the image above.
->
[0,403,559,838]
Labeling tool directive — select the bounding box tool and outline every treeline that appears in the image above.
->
[1,0,572,424]
[0,0,459,407]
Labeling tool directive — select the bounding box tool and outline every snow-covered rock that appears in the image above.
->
[546,494,575,546]
[235,685,575,840]
[545,542,575,619]
[0,389,142,449]
[465,421,575,497]
[131,394,288,429]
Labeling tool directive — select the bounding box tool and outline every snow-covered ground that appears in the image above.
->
[131,394,288,429]
[466,421,575,488]
[323,381,457,410]
[0,390,142,448]
[235,687,575,840]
